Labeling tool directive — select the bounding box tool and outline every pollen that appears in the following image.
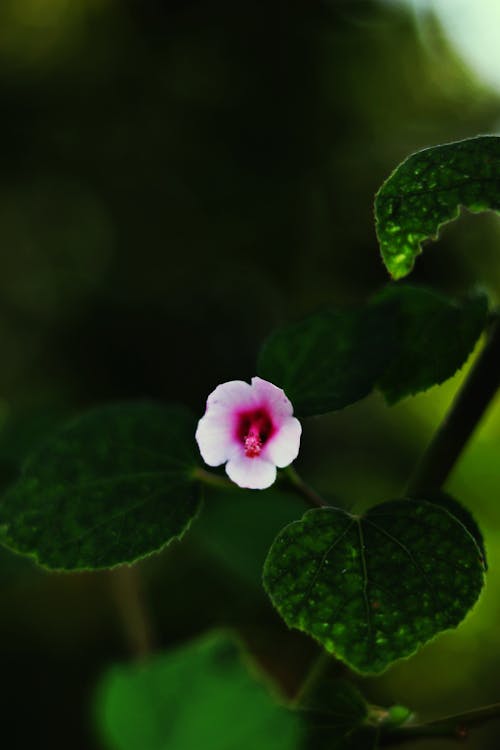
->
[244,429,262,458]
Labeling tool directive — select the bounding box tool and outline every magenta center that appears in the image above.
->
[235,407,275,458]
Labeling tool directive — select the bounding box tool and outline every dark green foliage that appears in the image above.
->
[257,284,487,416]
[375,136,500,278]
[263,499,486,674]
[194,487,304,586]
[0,403,202,571]
[257,304,397,417]
[415,491,487,568]
[300,679,372,750]
[374,286,488,403]
[96,632,377,750]
[300,678,367,720]
[96,632,302,750]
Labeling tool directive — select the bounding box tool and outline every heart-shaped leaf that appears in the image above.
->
[373,285,488,403]
[423,492,487,567]
[375,135,500,279]
[0,402,202,571]
[263,498,486,674]
[257,304,397,417]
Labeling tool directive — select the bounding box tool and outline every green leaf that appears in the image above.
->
[374,285,488,403]
[257,304,397,417]
[416,491,487,569]
[0,402,202,571]
[375,135,500,279]
[263,498,485,674]
[95,631,302,750]
[257,284,488,414]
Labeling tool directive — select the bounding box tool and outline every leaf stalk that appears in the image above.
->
[281,465,329,508]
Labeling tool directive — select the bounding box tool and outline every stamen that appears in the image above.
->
[237,407,274,458]
[244,426,262,457]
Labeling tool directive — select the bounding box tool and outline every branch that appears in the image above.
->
[192,467,234,490]
[281,465,329,508]
[110,564,154,660]
[382,703,500,745]
[194,463,331,509]
[407,316,500,496]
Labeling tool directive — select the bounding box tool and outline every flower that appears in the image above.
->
[195,376,302,490]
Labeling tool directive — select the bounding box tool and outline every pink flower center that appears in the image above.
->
[236,408,275,459]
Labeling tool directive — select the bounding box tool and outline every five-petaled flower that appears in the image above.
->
[195,376,302,490]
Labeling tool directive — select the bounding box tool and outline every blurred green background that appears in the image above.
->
[1,0,500,747]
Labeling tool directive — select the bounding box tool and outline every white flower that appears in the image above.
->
[195,376,302,490]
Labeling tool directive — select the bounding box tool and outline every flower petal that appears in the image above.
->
[264,416,302,467]
[225,454,277,490]
[206,380,257,415]
[251,376,294,423]
[195,414,236,466]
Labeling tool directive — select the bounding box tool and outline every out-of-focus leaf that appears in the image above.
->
[375,136,500,279]
[194,487,304,586]
[263,498,485,674]
[0,402,201,571]
[95,631,302,750]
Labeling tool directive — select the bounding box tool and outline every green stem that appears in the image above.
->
[110,564,153,660]
[382,703,500,745]
[407,317,500,496]
[194,464,330,508]
[281,465,328,508]
[291,650,333,707]
[192,467,234,490]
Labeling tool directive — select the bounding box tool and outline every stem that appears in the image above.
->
[292,650,332,707]
[407,318,500,496]
[194,464,330,508]
[192,466,234,490]
[282,465,328,508]
[382,703,500,745]
[110,564,153,660]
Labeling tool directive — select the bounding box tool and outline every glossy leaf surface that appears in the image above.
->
[375,136,500,278]
[264,498,486,674]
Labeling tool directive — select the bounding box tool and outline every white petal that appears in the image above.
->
[251,376,294,422]
[264,416,302,468]
[195,414,236,466]
[225,454,277,490]
[206,380,256,415]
